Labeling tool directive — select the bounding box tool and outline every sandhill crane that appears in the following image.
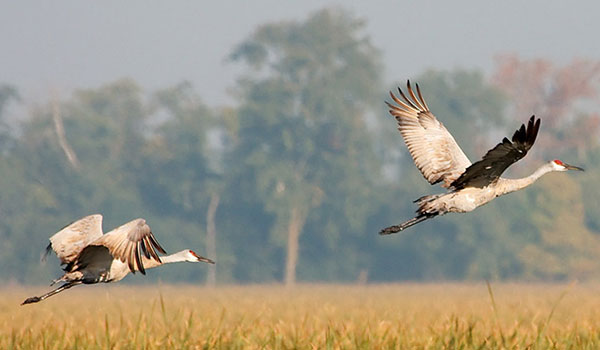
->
[380,81,584,235]
[22,214,214,305]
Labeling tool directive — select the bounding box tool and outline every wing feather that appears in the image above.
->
[47,214,104,265]
[88,218,166,275]
[387,81,472,188]
[450,116,541,189]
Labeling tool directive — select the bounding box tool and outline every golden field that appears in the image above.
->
[1,283,599,349]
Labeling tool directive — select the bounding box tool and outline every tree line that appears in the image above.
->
[2,8,600,285]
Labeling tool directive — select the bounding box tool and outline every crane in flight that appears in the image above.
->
[380,81,584,235]
[22,214,214,305]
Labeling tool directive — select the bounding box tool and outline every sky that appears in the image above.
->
[2,1,600,108]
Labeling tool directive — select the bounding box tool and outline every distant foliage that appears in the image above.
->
[493,54,600,158]
[1,14,600,284]
[491,55,600,280]
[227,7,384,284]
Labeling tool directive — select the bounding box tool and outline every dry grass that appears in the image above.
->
[2,283,600,349]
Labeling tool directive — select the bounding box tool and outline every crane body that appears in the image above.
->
[380,81,583,235]
[22,214,214,305]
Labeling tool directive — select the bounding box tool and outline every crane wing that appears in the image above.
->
[46,214,104,265]
[387,81,471,188]
[64,245,114,275]
[88,218,166,275]
[450,115,541,189]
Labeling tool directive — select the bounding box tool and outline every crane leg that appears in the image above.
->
[21,281,82,305]
[379,214,437,235]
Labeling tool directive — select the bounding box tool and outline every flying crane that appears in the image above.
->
[380,81,584,235]
[22,214,214,305]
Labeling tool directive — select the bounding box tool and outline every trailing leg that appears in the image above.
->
[21,281,82,305]
[379,193,447,235]
[379,213,438,235]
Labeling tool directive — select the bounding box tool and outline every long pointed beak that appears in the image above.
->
[565,163,584,171]
[189,250,215,264]
[198,256,215,264]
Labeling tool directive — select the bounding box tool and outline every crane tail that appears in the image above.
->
[21,281,82,306]
[379,214,436,235]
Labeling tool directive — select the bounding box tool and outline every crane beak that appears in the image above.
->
[564,163,584,171]
[197,256,215,264]
[189,250,215,264]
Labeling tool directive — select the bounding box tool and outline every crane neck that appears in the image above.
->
[498,163,555,195]
[141,250,190,269]
[526,162,556,183]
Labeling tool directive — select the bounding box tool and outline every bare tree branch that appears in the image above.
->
[205,192,220,286]
[52,92,80,170]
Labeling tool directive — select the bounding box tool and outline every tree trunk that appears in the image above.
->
[51,93,80,170]
[205,192,220,286]
[284,207,306,287]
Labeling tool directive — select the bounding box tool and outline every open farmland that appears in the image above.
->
[1,283,599,349]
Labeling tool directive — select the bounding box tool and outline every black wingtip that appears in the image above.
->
[135,242,146,275]
[149,233,167,255]
[397,85,418,110]
[140,238,152,259]
[527,115,541,146]
[513,124,526,142]
[41,242,53,263]
[397,86,404,97]
[533,116,541,140]
[512,115,541,145]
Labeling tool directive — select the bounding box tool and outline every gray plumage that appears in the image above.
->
[22,215,214,305]
[380,81,584,235]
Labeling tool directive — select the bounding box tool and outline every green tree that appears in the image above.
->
[3,79,151,283]
[0,84,19,151]
[137,81,223,283]
[229,8,383,285]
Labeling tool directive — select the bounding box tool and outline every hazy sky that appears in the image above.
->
[3,1,600,107]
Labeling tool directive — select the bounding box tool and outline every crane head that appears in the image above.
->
[185,250,215,264]
[551,159,584,172]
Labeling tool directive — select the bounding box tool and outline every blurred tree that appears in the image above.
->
[138,81,222,284]
[491,56,600,279]
[229,7,383,285]
[3,79,151,283]
[0,84,19,152]
[518,174,600,280]
[493,55,600,158]
[3,19,600,284]
[0,84,21,283]
[579,146,600,234]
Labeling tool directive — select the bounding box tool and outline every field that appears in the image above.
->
[2,283,600,349]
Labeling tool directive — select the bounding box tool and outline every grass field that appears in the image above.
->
[2,283,599,349]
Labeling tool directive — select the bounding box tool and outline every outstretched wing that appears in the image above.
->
[387,81,472,188]
[46,214,104,265]
[88,218,166,274]
[451,115,541,189]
